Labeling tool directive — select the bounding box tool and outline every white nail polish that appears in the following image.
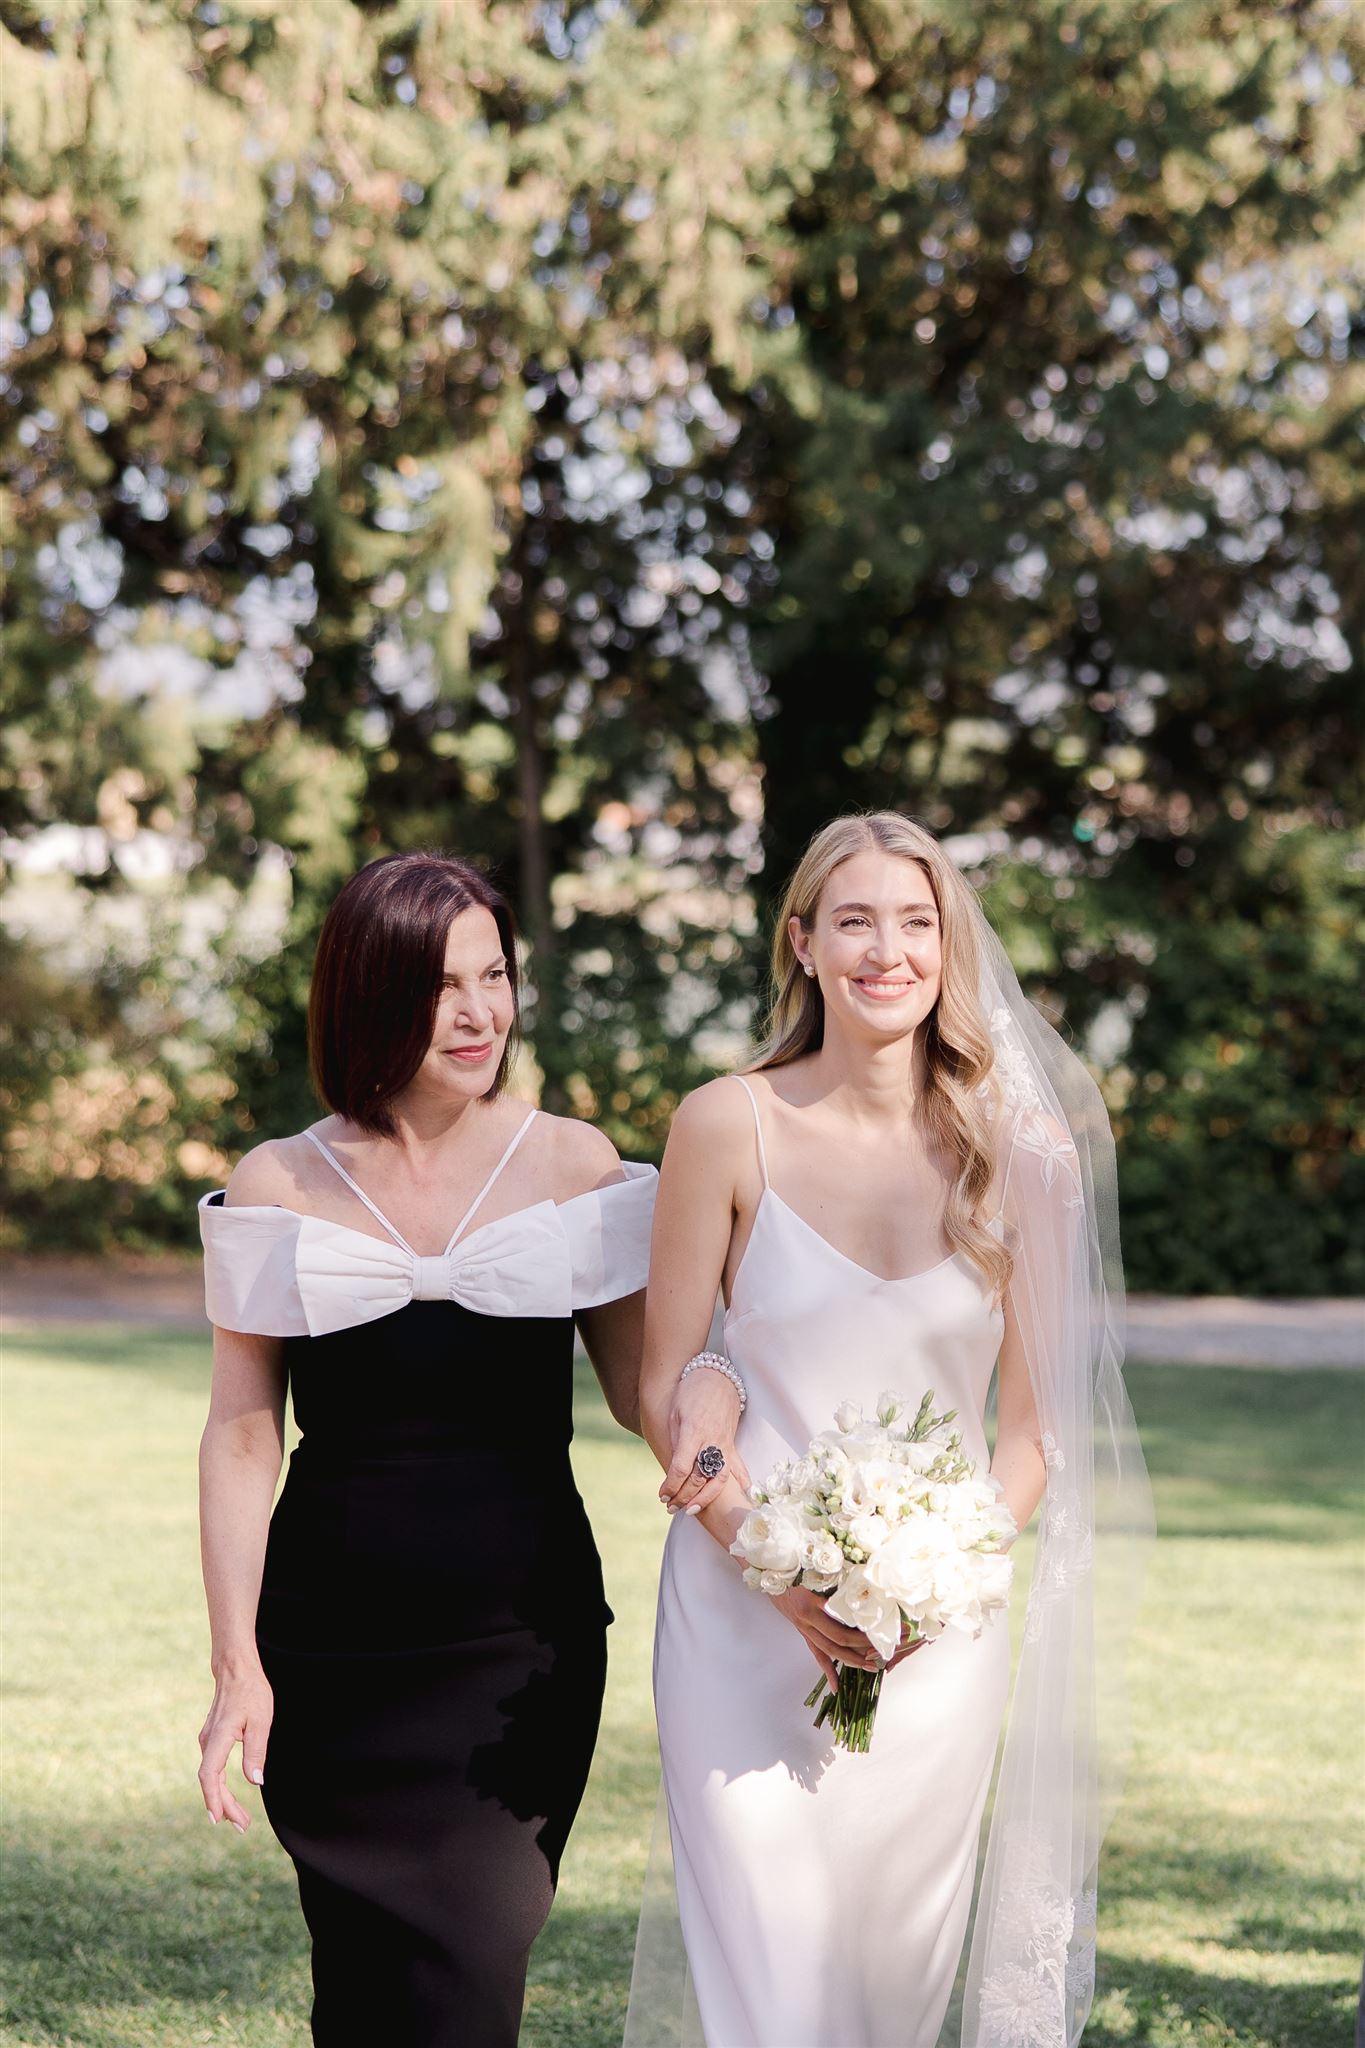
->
[232,1821,247,1834]
[250,1768,264,1785]
[685,1503,702,1516]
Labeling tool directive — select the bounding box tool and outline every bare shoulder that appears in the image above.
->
[538,1112,625,1199]
[668,1073,758,1153]
[223,1133,323,1208]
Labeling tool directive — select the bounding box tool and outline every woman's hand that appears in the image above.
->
[884,1628,932,1675]
[772,1594,933,1690]
[772,1586,885,1689]
[198,1660,274,1832]
[658,1367,748,1517]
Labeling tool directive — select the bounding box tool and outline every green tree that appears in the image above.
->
[1,0,813,1234]
[745,0,1361,894]
[730,0,1363,1289]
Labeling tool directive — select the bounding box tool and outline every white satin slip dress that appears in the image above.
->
[652,1077,1012,2048]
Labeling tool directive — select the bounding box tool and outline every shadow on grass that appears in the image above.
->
[3,1809,1358,2048]
[522,1901,639,2048]
[1089,1950,1357,2048]
[1103,1839,1360,1922]
[1089,1844,1361,2048]
[0,1814,639,2048]
[1,1821,310,2042]
[1228,1914,1364,1958]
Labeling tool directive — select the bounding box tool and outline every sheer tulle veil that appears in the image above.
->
[624,873,1155,2048]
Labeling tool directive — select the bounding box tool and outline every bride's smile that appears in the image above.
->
[851,976,918,999]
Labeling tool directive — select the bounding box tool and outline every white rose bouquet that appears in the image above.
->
[730,1389,1017,1751]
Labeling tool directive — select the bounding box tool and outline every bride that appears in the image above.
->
[631,812,1152,2048]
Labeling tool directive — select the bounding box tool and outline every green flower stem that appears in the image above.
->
[804,1664,885,1753]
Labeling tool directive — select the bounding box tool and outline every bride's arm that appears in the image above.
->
[639,1081,748,1530]
[988,1106,1081,1540]
[990,1296,1047,1539]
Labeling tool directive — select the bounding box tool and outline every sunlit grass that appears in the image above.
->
[3,1331,1360,2046]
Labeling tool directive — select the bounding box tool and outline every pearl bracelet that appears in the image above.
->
[679,1351,748,1414]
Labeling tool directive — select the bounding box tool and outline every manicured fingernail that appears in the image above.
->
[685,1503,701,1516]
[232,1821,247,1834]
[250,1768,264,1785]
[208,1813,218,1825]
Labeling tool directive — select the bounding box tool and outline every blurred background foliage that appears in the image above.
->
[1,0,1361,1291]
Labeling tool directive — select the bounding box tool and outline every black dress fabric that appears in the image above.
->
[255,1300,611,2046]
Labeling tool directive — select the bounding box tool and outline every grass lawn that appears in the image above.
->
[2,1326,1361,2047]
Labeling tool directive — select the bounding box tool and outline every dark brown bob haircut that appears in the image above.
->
[308,851,519,1136]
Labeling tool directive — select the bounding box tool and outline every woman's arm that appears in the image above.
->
[990,1291,1047,1539]
[196,1140,294,1831]
[639,1082,749,1531]
[557,1109,741,1450]
[552,1115,651,1436]
[197,1323,286,1830]
[576,1291,646,1435]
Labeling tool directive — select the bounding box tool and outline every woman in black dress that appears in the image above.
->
[196,851,736,2044]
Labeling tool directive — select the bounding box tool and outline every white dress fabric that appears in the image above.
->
[652,1079,1012,2048]
[197,1110,658,1336]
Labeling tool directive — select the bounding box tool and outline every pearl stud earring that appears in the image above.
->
[804,963,816,978]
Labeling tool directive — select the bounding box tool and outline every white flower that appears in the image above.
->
[900,1440,940,1474]
[942,1479,1015,1549]
[876,1389,909,1425]
[833,1400,862,1434]
[847,1511,890,1556]
[801,1530,845,1579]
[865,1515,955,1612]
[974,1549,1014,1608]
[758,1568,794,1596]
[787,1455,819,1495]
[814,1443,851,1489]
[927,1549,987,1635]
[823,1567,902,1662]
[842,1458,905,1517]
[730,1504,805,1578]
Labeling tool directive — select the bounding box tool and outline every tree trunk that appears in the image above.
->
[504,521,564,1110]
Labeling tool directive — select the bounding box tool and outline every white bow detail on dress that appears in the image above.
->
[293,1203,575,1337]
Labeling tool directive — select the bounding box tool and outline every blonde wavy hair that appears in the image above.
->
[753,811,1010,1300]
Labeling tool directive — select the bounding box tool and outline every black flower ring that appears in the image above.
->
[695,1445,726,1480]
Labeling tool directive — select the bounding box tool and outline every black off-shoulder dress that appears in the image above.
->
[200,1115,656,2046]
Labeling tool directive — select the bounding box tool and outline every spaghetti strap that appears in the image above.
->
[731,1075,770,1190]
[302,1129,415,1253]
[445,1108,539,1252]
